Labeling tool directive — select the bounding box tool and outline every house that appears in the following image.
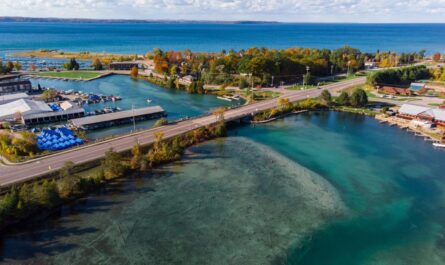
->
[398,104,445,127]
[180,75,196,85]
[379,86,413,96]
[109,62,139,71]
[397,104,430,119]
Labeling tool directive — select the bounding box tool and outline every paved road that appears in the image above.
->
[0,77,365,187]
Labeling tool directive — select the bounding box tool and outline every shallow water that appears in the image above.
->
[30,75,238,139]
[2,112,445,265]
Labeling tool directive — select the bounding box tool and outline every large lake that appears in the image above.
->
[2,112,445,265]
[1,22,445,53]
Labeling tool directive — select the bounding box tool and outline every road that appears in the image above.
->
[0,77,365,187]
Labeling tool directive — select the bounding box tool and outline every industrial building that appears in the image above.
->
[0,75,33,95]
[0,99,85,125]
[0,99,53,121]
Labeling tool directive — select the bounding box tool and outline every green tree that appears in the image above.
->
[350,89,368,107]
[239,78,248,89]
[36,180,60,208]
[337,91,350,106]
[57,161,80,197]
[303,73,316,86]
[320,90,332,105]
[42,88,58,102]
[64,58,80,70]
[102,149,126,180]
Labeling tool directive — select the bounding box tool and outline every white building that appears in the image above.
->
[60,101,75,111]
[0,99,52,121]
[0,93,31,105]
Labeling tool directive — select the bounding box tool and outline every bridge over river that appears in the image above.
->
[0,77,365,188]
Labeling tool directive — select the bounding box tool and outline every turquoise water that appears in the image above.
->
[2,112,445,264]
[1,22,445,53]
[30,75,238,139]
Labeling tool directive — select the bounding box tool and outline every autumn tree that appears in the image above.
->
[102,149,126,180]
[130,66,139,79]
[92,58,103,70]
[433,53,442,62]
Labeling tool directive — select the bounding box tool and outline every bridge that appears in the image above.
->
[0,77,366,188]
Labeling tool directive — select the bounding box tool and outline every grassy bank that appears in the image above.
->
[35,71,103,80]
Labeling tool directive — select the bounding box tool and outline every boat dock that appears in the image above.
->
[23,107,85,125]
[69,106,166,130]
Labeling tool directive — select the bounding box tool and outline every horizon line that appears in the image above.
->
[2,16,445,24]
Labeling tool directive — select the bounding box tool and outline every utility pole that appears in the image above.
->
[302,74,305,89]
[271,76,274,87]
[132,104,136,132]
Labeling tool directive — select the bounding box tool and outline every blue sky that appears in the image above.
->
[1,0,445,22]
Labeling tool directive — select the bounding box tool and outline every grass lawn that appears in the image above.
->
[36,71,102,79]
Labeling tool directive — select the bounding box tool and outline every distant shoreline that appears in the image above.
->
[2,17,445,25]
[0,16,280,24]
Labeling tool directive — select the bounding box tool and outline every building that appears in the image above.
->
[378,86,413,96]
[410,82,426,91]
[70,106,165,130]
[398,104,445,127]
[60,101,75,111]
[0,75,33,95]
[0,93,32,105]
[0,99,52,121]
[365,61,377,70]
[23,107,85,125]
[109,62,139,71]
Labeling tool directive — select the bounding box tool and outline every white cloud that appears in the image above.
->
[1,0,445,22]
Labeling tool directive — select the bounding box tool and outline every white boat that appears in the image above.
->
[433,143,445,148]
[217,96,232,102]
[147,98,152,104]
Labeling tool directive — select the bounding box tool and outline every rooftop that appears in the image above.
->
[0,99,52,119]
[398,104,430,116]
[0,93,31,104]
[70,106,164,127]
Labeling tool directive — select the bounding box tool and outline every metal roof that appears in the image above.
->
[0,99,52,119]
[399,104,445,122]
[23,107,85,120]
[398,104,430,116]
[70,106,164,127]
[0,93,31,104]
